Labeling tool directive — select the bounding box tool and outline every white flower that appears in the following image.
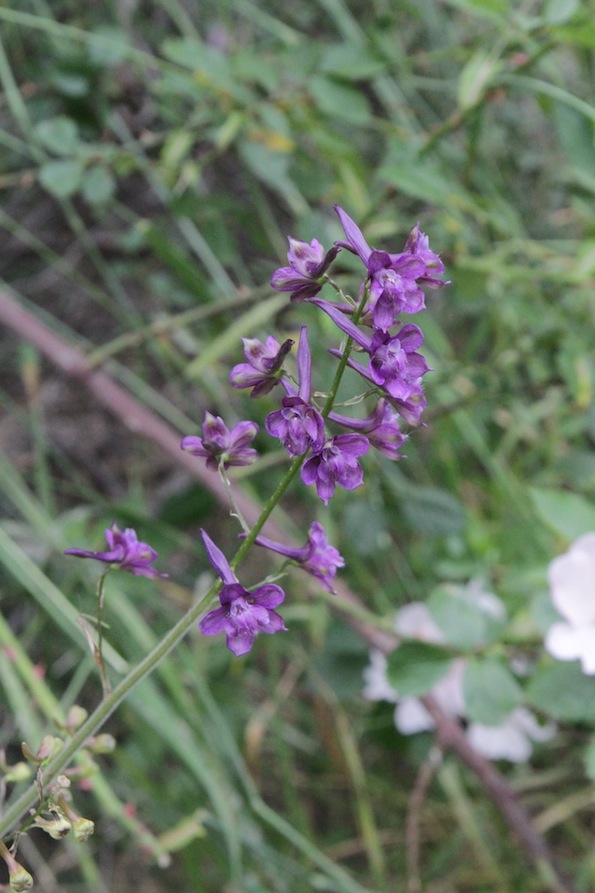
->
[544,532,595,674]
[364,598,554,762]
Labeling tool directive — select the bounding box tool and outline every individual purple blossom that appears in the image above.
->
[65,524,167,578]
[301,434,369,505]
[368,325,430,401]
[265,327,325,456]
[229,335,294,397]
[271,236,340,301]
[199,530,286,656]
[334,205,446,328]
[404,223,446,278]
[329,399,407,459]
[181,412,258,471]
[312,300,430,414]
[253,521,345,593]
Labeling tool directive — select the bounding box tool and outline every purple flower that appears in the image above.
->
[229,336,294,397]
[65,524,167,578]
[265,327,325,456]
[301,434,369,504]
[253,521,345,593]
[329,399,407,459]
[404,222,445,279]
[334,206,446,327]
[271,237,340,301]
[199,530,286,656]
[181,412,258,471]
[311,299,429,411]
[368,325,430,401]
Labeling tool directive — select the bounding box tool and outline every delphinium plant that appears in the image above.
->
[0,205,447,887]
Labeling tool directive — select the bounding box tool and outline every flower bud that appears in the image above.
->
[32,812,72,839]
[72,817,95,843]
[86,733,116,754]
[1,842,34,893]
[9,861,34,892]
[22,735,63,765]
[3,761,31,784]
[65,705,88,731]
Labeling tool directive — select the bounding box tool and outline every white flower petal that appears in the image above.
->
[394,698,434,734]
[432,659,466,717]
[362,650,399,702]
[467,721,532,763]
[548,534,595,626]
[545,622,595,665]
[394,602,445,644]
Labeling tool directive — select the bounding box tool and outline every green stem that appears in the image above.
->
[1,294,369,840]
[322,286,369,419]
[0,577,219,840]
[95,570,111,697]
[230,455,303,570]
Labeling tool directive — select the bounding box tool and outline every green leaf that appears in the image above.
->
[38,159,84,198]
[527,662,595,724]
[35,117,80,156]
[529,487,595,542]
[457,50,502,111]
[81,166,116,206]
[342,500,388,556]
[429,585,506,650]
[161,37,250,102]
[378,159,458,206]
[544,0,579,25]
[463,659,523,724]
[309,75,371,125]
[49,72,90,97]
[401,486,466,536]
[87,26,130,66]
[386,642,454,697]
[320,42,387,80]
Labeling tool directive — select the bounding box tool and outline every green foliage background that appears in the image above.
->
[1,0,595,890]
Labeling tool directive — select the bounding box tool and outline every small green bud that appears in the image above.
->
[9,861,34,892]
[22,736,63,765]
[72,817,95,843]
[3,761,31,784]
[86,734,116,754]
[65,706,88,731]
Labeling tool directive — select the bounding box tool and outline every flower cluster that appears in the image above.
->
[66,207,446,658]
[177,206,446,653]
[363,601,555,763]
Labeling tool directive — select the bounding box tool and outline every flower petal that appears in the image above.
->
[200,530,236,585]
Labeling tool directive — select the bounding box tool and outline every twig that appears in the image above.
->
[0,287,575,892]
[405,746,442,893]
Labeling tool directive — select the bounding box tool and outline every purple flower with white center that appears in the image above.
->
[301,434,369,505]
[334,205,446,327]
[229,335,294,397]
[329,399,407,459]
[271,236,340,301]
[368,325,430,401]
[181,412,258,471]
[65,524,167,578]
[312,300,430,412]
[199,530,286,656]
[253,521,345,593]
[265,327,325,457]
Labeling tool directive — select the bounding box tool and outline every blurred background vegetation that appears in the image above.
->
[1,0,595,890]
